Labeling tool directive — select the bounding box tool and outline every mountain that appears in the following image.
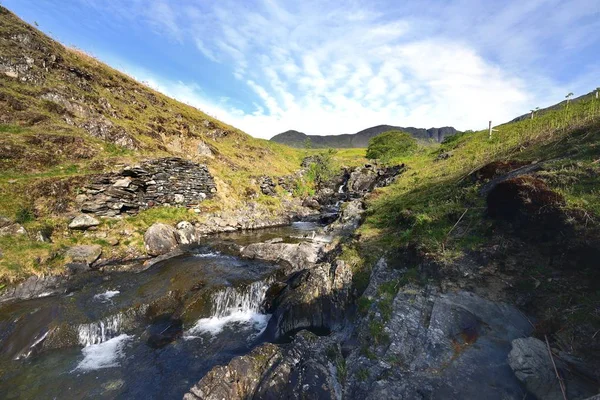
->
[270,125,459,148]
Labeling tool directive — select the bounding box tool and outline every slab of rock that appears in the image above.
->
[65,245,102,265]
[144,223,179,256]
[346,288,534,399]
[240,242,322,273]
[509,337,598,400]
[68,214,100,230]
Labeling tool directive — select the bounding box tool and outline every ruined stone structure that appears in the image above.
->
[79,157,216,217]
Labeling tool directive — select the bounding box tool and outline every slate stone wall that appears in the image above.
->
[80,157,216,217]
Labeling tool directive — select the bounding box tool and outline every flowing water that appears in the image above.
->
[0,221,325,399]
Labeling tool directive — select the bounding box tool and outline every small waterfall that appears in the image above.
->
[186,280,272,337]
[77,314,125,346]
[338,184,345,194]
[210,280,270,318]
[77,305,148,346]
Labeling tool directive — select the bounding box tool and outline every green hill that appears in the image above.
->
[0,7,312,281]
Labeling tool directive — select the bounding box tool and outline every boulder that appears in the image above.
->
[144,223,179,256]
[68,214,100,230]
[65,245,102,266]
[240,242,322,273]
[184,331,343,400]
[176,221,197,245]
[266,260,353,340]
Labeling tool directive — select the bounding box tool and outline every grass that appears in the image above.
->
[361,93,600,258]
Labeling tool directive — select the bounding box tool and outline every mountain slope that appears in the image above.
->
[0,7,313,281]
[0,6,301,202]
[270,125,458,148]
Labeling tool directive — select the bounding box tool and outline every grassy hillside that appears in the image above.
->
[342,92,600,363]
[0,7,347,282]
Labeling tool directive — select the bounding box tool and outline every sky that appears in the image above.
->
[4,0,600,139]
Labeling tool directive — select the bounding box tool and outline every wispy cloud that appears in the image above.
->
[78,0,600,138]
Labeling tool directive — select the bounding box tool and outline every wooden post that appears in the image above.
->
[489,121,492,140]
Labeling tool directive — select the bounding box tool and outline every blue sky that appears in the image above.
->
[4,0,600,138]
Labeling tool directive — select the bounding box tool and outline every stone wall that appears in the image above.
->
[79,157,216,217]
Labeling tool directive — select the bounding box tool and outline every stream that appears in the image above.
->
[0,221,326,399]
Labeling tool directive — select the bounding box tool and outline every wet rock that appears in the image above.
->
[185,331,343,400]
[146,317,183,349]
[0,275,68,302]
[184,343,283,400]
[266,260,352,340]
[509,337,598,400]
[176,221,197,245]
[326,199,364,235]
[240,242,322,273]
[144,223,179,256]
[68,214,100,230]
[65,245,102,266]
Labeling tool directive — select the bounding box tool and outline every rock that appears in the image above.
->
[176,221,197,245]
[174,194,185,204]
[79,157,216,217]
[266,260,353,340]
[185,331,343,400]
[259,176,277,196]
[107,237,119,246]
[508,337,597,400]
[144,223,179,256]
[35,230,51,243]
[197,141,214,158]
[302,197,321,209]
[75,194,88,203]
[0,275,67,302]
[185,343,283,400]
[0,223,27,237]
[68,214,100,230]
[112,177,132,188]
[346,288,535,399]
[325,199,364,234]
[65,245,102,266]
[240,242,322,273]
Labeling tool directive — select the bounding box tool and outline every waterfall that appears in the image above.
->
[338,184,345,194]
[77,305,147,346]
[77,314,125,346]
[210,280,270,318]
[186,280,272,337]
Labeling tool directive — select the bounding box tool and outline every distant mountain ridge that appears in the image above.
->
[270,125,458,148]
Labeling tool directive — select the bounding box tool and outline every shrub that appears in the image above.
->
[15,206,35,224]
[306,149,338,189]
[366,130,418,161]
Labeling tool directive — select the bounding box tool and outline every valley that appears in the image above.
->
[0,5,599,400]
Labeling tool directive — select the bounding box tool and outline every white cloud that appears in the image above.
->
[80,0,600,138]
